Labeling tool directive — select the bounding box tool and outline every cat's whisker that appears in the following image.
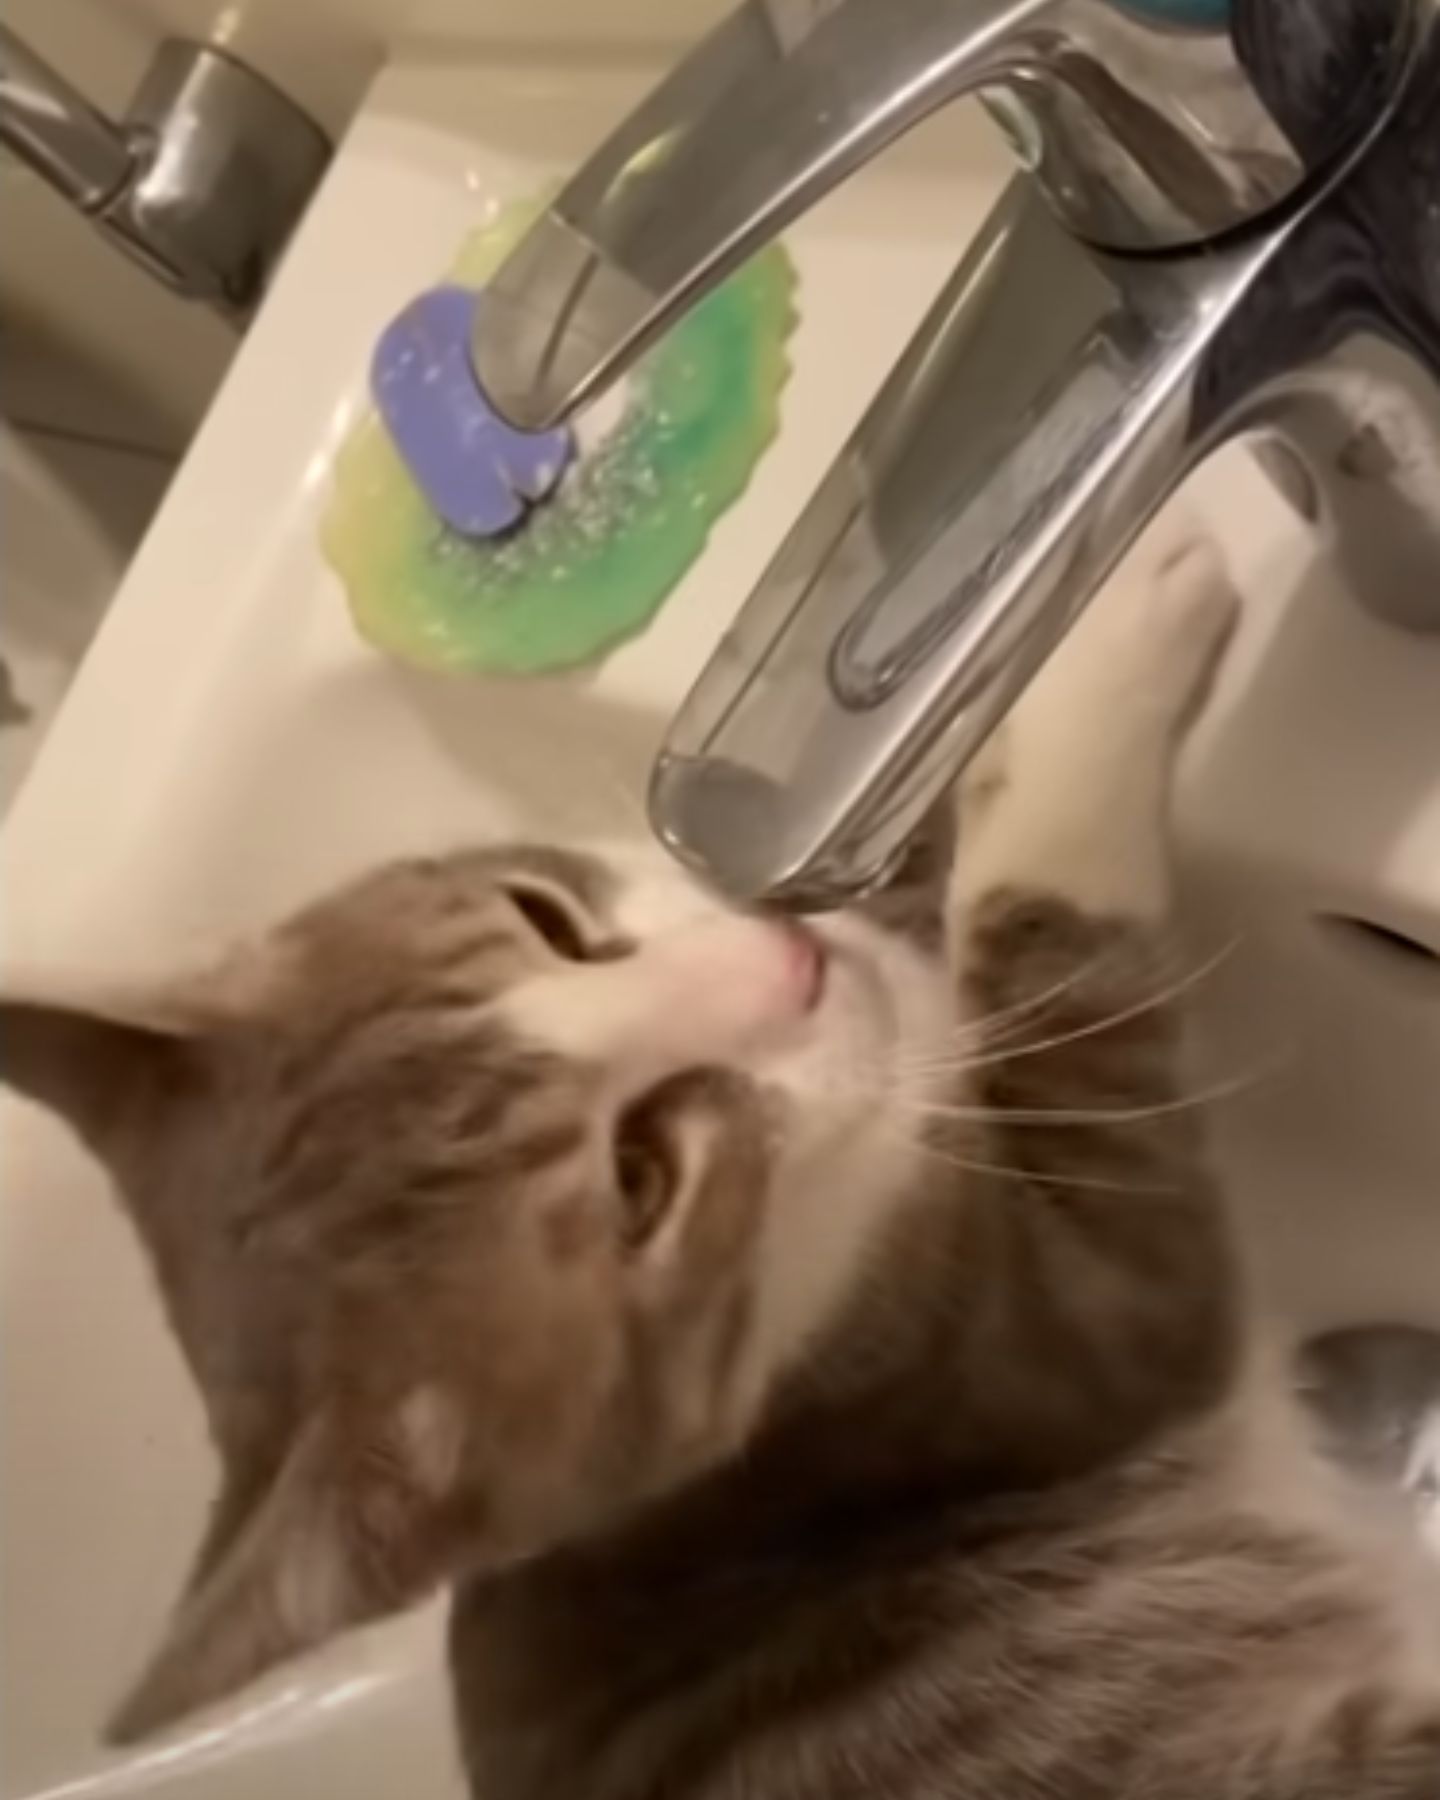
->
[588,755,652,838]
[966,954,1122,1048]
[953,937,1241,1074]
[877,1056,1286,1130]
[904,1135,1183,1195]
[956,933,1200,1051]
[886,937,1242,1084]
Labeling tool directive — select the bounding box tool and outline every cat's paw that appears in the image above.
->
[1006,519,1240,766]
[947,519,1241,921]
[1131,534,1242,734]
[956,721,1011,831]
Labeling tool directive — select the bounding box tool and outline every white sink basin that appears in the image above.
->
[3,54,1437,1800]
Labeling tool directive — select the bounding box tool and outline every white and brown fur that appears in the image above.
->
[2,534,1437,1796]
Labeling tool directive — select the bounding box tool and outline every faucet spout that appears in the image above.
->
[472,0,1046,430]
[648,184,1288,907]
[469,0,1400,432]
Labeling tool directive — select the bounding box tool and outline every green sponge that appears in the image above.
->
[322,198,798,677]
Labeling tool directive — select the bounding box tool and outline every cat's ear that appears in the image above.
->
[107,1390,465,1744]
[0,949,286,1148]
[0,995,199,1150]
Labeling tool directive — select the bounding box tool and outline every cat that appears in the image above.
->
[3,532,1437,1798]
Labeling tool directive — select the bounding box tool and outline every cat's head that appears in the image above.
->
[0,845,952,1742]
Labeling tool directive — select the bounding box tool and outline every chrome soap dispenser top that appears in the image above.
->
[471,0,1440,909]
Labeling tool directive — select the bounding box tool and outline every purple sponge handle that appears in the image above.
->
[371,284,574,538]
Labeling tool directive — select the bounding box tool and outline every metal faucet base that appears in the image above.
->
[0,32,330,316]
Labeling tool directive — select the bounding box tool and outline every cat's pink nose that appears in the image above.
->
[775,920,827,1014]
[627,915,828,1056]
[699,916,826,1022]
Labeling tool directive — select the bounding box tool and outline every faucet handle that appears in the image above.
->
[472,0,1418,431]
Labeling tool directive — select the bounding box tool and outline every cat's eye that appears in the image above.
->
[614,1105,681,1249]
[504,884,592,961]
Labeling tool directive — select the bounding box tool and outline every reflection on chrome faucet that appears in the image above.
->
[0,28,329,315]
[471,0,1439,908]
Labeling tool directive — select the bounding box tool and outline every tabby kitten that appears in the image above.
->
[3,535,1437,1798]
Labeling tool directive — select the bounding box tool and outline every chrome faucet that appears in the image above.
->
[472,0,1440,909]
[0,29,329,316]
